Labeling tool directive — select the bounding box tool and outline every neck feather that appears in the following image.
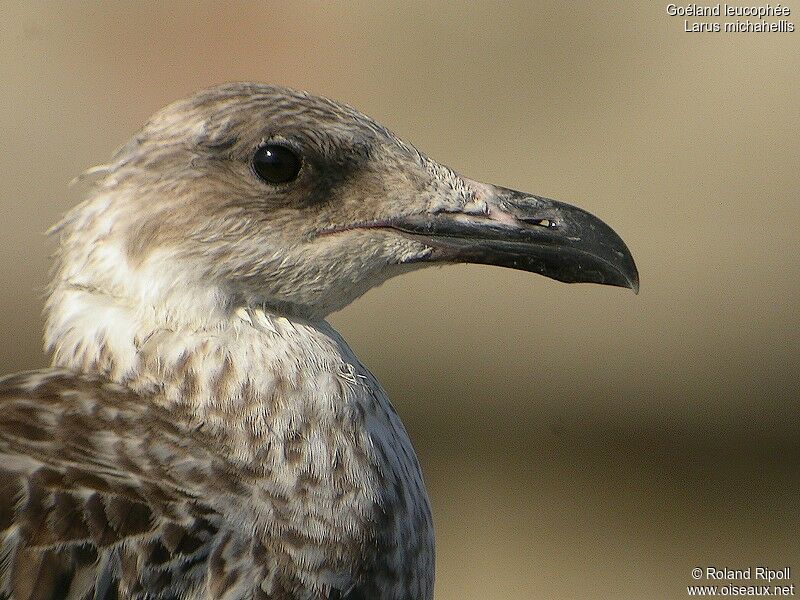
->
[45,281,368,460]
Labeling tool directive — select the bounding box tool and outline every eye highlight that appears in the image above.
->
[253,144,302,184]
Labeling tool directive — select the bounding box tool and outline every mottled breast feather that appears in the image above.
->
[0,364,433,600]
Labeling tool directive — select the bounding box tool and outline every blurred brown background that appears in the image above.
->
[1,2,798,598]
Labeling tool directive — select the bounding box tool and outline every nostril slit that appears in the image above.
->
[521,217,559,229]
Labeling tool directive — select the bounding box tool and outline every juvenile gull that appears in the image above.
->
[0,83,638,600]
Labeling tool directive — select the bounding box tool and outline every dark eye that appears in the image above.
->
[253,144,302,184]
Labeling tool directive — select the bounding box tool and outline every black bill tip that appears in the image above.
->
[390,190,639,294]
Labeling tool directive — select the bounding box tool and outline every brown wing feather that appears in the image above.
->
[0,370,227,600]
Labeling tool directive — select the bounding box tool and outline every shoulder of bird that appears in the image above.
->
[0,369,225,599]
[0,368,411,600]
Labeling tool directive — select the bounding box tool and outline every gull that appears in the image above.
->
[0,83,638,600]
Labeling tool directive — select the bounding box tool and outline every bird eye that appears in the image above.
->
[253,144,302,184]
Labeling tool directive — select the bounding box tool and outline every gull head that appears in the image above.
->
[52,83,638,325]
